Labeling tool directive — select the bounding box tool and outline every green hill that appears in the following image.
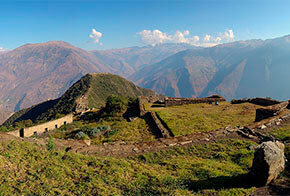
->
[2,73,155,128]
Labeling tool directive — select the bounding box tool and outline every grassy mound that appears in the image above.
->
[0,139,255,195]
[2,73,155,129]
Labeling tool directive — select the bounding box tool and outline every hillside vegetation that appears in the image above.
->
[0,139,256,195]
[2,73,155,128]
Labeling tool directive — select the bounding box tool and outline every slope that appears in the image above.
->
[2,73,155,127]
[0,41,109,112]
[92,43,198,77]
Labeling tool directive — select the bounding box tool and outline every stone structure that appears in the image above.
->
[250,141,286,186]
[231,97,281,106]
[138,96,173,138]
[146,111,173,138]
[164,95,226,107]
[255,100,289,122]
[8,114,73,137]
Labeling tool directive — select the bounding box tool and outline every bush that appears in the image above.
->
[105,95,128,115]
[88,127,101,137]
[87,125,111,138]
[46,135,55,151]
[74,131,89,140]
[0,126,8,132]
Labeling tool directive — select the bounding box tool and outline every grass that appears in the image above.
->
[49,118,156,144]
[0,139,256,195]
[269,123,290,141]
[87,73,154,108]
[146,102,260,136]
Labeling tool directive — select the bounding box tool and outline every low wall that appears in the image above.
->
[231,97,281,106]
[255,101,289,122]
[146,112,173,138]
[8,114,73,137]
[164,95,226,107]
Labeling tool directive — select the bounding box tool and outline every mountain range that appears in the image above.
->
[131,35,290,101]
[0,41,192,113]
[1,34,290,123]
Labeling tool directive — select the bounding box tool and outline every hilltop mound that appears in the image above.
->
[2,73,155,127]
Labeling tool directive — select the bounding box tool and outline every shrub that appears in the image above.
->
[74,131,89,140]
[0,126,8,132]
[88,127,101,137]
[87,126,111,138]
[46,135,55,151]
[105,95,128,115]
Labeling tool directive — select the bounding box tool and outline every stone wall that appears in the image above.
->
[147,111,173,138]
[8,114,73,137]
[231,97,281,106]
[164,95,226,107]
[255,101,289,122]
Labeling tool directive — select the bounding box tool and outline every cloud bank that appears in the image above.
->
[137,29,235,47]
[89,29,103,46]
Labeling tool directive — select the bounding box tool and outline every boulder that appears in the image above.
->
[250,141,286,186]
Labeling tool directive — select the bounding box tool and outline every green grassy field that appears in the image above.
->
[50,118,156,144]
[146,102,260,136]
[0,139,256,195]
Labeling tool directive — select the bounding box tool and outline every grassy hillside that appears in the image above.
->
[0,139,256,195]
[2,73,155,128]
[146,102,261,136]
[87,73,155,108]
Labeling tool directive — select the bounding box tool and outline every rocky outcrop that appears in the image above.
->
[250,141,286,186]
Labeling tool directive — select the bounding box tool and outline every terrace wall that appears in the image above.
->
[231,97,281,106]
[255,101,290,122]
[164,95,226,107]
[8,114,73,137]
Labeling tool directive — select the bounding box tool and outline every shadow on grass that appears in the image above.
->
[187,174,253,192]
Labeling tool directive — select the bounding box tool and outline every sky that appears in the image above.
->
[0,0,290,51]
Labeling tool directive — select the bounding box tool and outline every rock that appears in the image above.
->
[250,141,285,186]
[82,139,91,146]
[259,124,267,129]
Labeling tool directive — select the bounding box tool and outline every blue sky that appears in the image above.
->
[0,0,290,51]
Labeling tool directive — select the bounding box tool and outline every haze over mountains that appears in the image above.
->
[132,35,290,101]
[1,34,290,121]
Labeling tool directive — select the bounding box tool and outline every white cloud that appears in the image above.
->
[138,30,171,46]
[183,30,190,36]
[220,29,235,42]
[89,29,102,44]
[192,35,200,42]
[137,29,235,47]
[203,34,211,42]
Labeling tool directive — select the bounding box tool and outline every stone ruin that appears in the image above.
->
[255,100,290,122]
[164,95,226,107]
[231,97,282,106]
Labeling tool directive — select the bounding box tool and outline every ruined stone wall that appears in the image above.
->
[164,96,226,107]
[232,97,281,106]
[138,96,147,117]
[8,114,73,137]
[147,111,173,138]
[255,101,289,122]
